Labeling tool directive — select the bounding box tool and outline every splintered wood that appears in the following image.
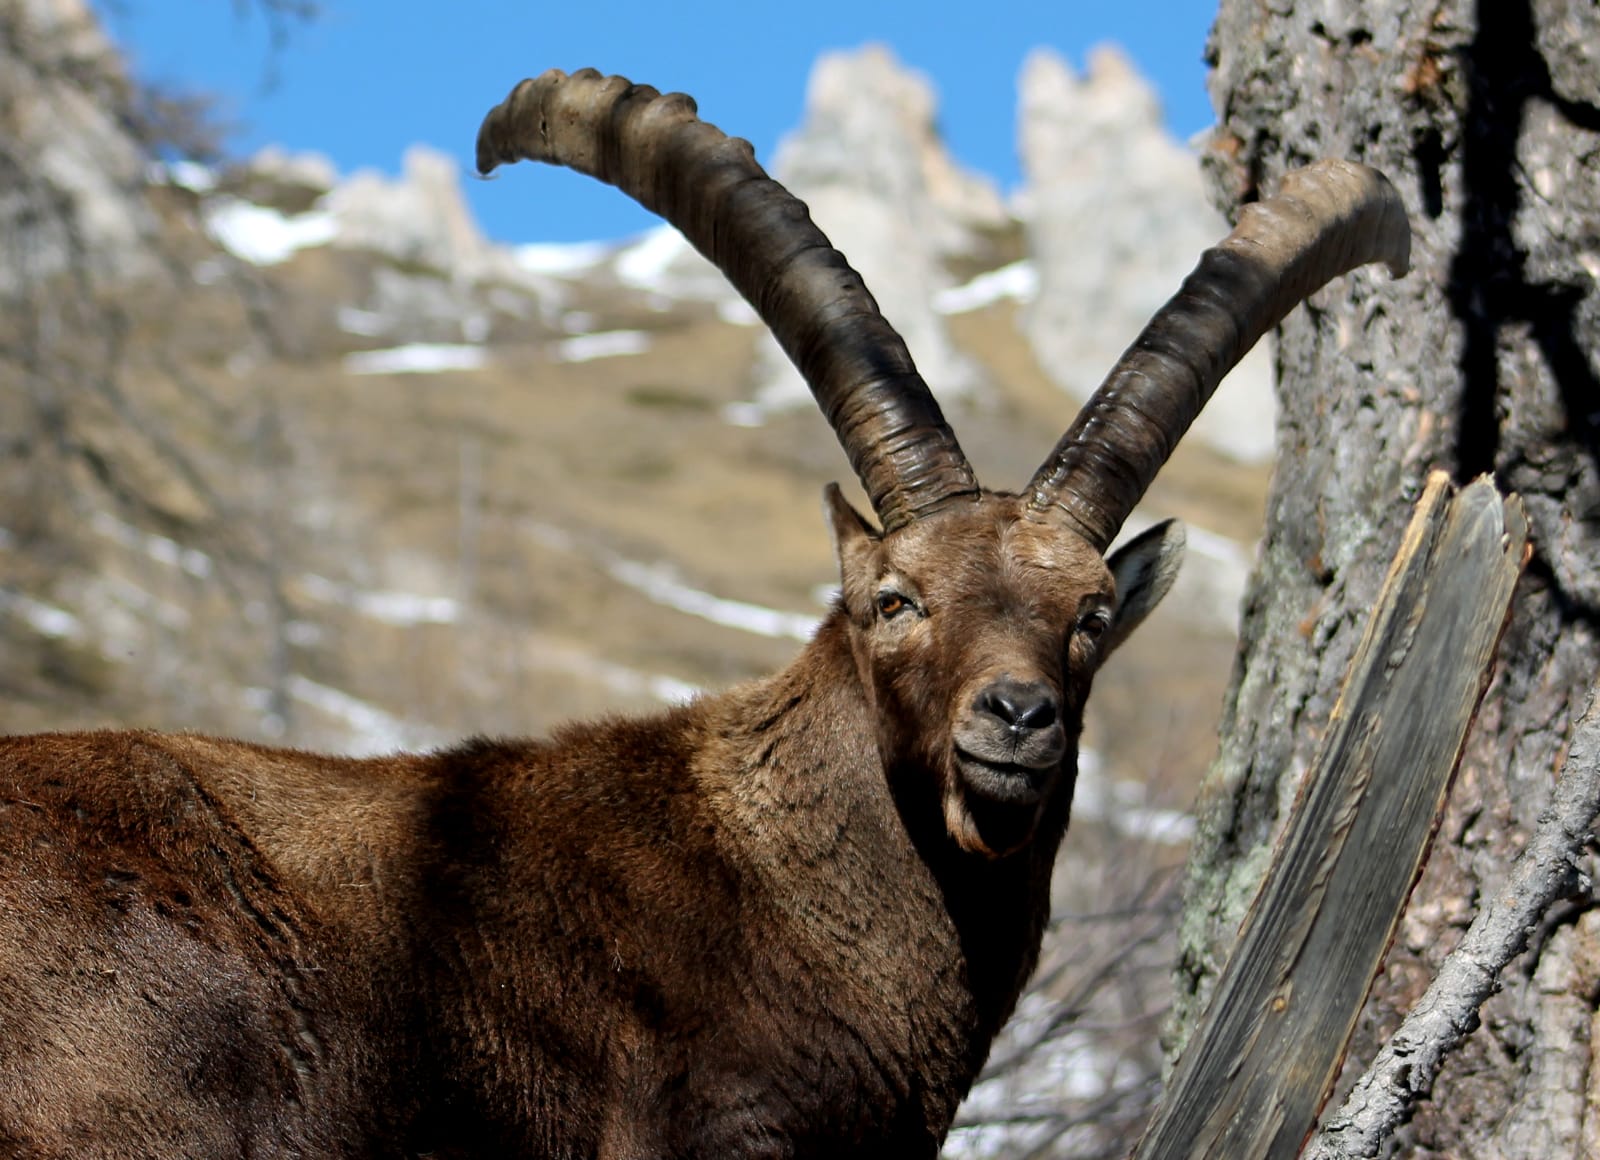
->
[1135,473,1529,1160]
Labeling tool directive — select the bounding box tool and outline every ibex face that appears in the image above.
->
[826,486,1183,857]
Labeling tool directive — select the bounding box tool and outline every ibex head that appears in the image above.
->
[824,486,1182,856]
[477,70,1410,858]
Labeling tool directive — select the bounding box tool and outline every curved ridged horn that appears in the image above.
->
[477,69,980,533]
[1027,159,1411,550]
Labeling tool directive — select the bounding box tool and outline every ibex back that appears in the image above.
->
[0,70,1410,1158]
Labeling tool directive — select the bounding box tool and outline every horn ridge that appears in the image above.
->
[1028,159,1411,549]
[477,69,980,532]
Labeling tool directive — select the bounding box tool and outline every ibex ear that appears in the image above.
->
[823,483,882,606]
[1103,519,1186,656]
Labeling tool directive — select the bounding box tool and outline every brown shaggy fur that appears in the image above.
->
[0,491,1180,1157]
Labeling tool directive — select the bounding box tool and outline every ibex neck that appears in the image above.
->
[705,610,1062,1082]
[335,611,1062,1149]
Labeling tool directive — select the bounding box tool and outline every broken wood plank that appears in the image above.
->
[1132,472,1529,1160]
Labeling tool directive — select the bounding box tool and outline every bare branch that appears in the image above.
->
[1305,683,1600,1160]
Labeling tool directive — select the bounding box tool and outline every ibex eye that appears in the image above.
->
[876,591,910,619]
[1076,609,1112,641]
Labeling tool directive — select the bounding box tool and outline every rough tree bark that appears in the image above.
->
[1175,2,1600,1156]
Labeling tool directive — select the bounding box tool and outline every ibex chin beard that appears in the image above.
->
[942,772,1055,860]
[939,674,1068,856]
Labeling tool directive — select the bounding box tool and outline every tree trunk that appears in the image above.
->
[1177,2,1600,1156]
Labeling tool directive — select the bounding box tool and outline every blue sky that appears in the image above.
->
[95,2,1218,244]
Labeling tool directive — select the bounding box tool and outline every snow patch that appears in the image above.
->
[721,401,768,429]
[149,160,218,194]
[560,310,599,335]
[1121,806,1196,844]
[203,198,337,266]
[613,226,687,290]
[283,675,442,757]
[337,306,390,337]
[526,521,820,643]
[605,559,819,643]
[933,260,1039,314]
[100,576,191,631]
[554,331,651,363]
[1183,522,1253,569]
[91,511,213,578]
[524,522,578,554]
[716,297,760,326]
[343,343,488,376]
[299,573,461,627]
[513,239,615,277]
[527,640,700,706]
[608,225,745,308]
[0,589,85,640]
[285,621,324,647]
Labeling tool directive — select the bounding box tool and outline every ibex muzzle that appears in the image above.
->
[0,68,1410,1157]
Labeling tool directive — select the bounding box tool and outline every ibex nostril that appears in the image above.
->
[1012,696,1057,731]
[977,681,1058,733]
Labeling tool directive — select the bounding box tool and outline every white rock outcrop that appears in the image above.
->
[1,0,157,289]
[247,145,340,195]
[314,144,569,337]
[742,44,1006,418]
[325,145,513,284]
[779,43,1009,261]
[1016,46,1275,464]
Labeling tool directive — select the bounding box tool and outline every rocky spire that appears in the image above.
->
[1016,45,1276,464]
[738,44,1005,421]
[0,0,157,289]
[326,145,512,285]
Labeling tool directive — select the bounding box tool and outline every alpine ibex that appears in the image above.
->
[0,70,1409,1157]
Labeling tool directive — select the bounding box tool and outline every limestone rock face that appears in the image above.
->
[0,0,157,289]
[326,144,519,285]
[781,43,1010,260]
[1017,45,1275,464]
[744,44,1003,417]
[247,145,340,198]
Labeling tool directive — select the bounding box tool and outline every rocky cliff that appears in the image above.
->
[0,0,156,289]
[1017,44,1277,464]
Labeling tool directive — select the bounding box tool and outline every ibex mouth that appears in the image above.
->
[954,751,1054,806]
[952,709,1065,808]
